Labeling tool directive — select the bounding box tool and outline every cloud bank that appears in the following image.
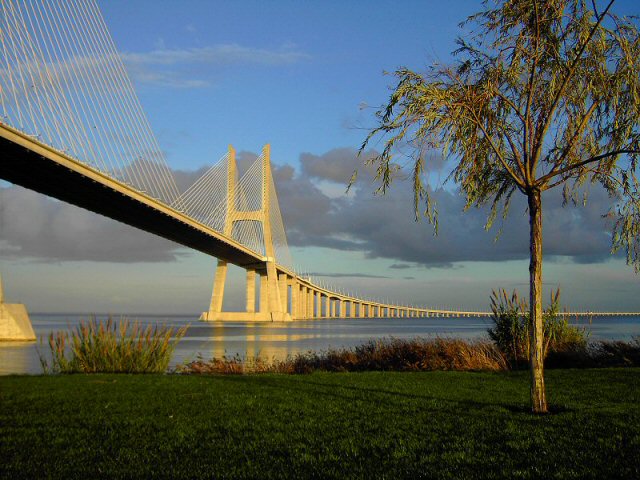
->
[0,147,619,266]
[274,148,618,268]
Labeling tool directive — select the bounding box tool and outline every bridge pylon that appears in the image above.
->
[201,145,291,322]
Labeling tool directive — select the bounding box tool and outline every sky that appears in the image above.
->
[1,0,639,314]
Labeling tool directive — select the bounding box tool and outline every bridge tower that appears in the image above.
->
[201,145,290,322]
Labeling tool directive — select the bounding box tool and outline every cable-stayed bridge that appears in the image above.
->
[0,1,636,322]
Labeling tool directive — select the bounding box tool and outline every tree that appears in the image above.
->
[358,0,640,413]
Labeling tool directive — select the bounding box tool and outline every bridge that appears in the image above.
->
[0,0,488,322]
[0,121,483,321]
[0,1,635,324]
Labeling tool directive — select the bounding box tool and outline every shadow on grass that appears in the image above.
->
[215,373,575,416]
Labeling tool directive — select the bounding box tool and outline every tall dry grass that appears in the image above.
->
[488,288,590,367]
[178,337,509,375]
[40,317,188,374]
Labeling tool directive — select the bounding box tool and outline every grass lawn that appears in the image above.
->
[1,369,639,479]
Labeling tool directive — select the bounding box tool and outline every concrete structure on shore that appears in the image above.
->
[0,275,35,341]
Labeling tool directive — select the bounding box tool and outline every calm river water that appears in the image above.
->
[1,313,639,375]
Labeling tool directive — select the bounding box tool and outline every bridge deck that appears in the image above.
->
[0,125,267,270]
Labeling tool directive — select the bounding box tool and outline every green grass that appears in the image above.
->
[1,369,639,479]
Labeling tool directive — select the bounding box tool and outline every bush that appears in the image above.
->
[488,288,589,367]
[40,317,188,374]
[178,337,509,374]
[589,336,640,367]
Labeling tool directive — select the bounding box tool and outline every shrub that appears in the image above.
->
[181,353,293,375]
[40,317,188,374]
[488,288,589,367]
[589,336,640,367]
[178,337,509,374]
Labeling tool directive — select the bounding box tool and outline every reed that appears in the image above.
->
[178,337,509,375]
[39,317,188,374]
[589,336,640,367]
[488,288,590,367]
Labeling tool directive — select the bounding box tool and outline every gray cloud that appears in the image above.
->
[0,146,623,267]
[300,147,449,185]
[0,186,184,263]
[275,148,621,267]
[300,148,367,183]
[389,263,413,269]
[308,272,390,279]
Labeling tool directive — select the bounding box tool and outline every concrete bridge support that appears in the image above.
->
[259,274,268,314]
[246,270,256,313]
[299,285,307,319]
[279,274,288,313]
[0,274,35,341]
[310,289,315,318]
[208,259,228,317]
[201,146,290,322]
[289,278,298,318]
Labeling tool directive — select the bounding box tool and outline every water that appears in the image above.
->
[1,313,639,375]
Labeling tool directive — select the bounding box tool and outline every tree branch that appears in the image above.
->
[531,0,615,169]
[494,88,526,124]
[537,101,599,186]
[497,121,527,180]
[524,0,541,183]
[540,149,640,189]
[467,106,526,189]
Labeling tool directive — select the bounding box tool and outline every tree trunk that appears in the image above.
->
[528,189,547,414]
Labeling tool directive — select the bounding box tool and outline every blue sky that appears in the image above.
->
[99,0,478,168]
[1,0,639,314]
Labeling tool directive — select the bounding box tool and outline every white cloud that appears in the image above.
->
[123,44,309,66]
[121,44,310,88]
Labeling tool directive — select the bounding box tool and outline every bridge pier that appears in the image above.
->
[0,274,35,341]
[279,273,288,313]
[289,278,298,319]
[306,287,312,319]
[305,287,311,319]
[259,273,268,314]
[206,259,228,319]
[201,261,290,322]
[296,285,303,319]
[246,270,256,313]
